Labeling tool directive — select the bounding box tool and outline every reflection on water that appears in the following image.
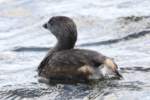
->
[0,0,150,100]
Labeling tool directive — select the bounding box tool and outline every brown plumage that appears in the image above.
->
[38,16,122,81]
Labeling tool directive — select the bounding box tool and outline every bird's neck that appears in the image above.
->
[54,38,76,51]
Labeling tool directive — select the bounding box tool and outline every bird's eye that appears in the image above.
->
[48,18,55,26]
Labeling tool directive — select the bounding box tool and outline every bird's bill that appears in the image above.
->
[43,23,48,29]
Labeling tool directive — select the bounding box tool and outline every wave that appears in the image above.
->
[120,67,150,72]
[12,30,150,52]
[80,30,150,46]
[13,47,50,52]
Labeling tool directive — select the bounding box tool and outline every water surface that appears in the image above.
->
[0,0,150,100]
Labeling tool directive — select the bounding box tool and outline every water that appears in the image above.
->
[0,0,150,100]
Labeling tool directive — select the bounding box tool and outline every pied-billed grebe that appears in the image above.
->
[38,16,122,81]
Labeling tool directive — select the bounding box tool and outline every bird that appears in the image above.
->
[38,16,122,82]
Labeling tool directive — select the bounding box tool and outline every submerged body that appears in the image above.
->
[38,16,122,81]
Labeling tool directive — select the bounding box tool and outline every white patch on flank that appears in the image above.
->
[101,65,116,78]
[78,65,95,74]
[89,67,103,79]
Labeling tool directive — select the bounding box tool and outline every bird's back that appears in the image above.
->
[38,49,105,80]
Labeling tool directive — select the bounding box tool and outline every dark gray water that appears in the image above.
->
[0,0,150,100]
